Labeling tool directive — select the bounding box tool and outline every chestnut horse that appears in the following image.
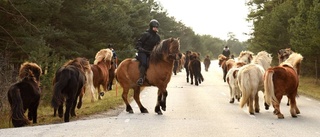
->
[237,51,272,115]
[264,53,303,119]
[52,57,91,122]
[91,49,113,100]
[115,38,180,115]
[218,54,229,82]
[7,62,42,127]
[203,55,211,72]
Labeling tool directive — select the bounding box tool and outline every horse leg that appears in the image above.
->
[155,89,168,115]
[71,97,77,117]
[229,85,234,103]
[273,95,284,119]
[132,87,148,113]
[190,72,194,85]
[77,93,83,109]
[248,96,254,115]
[254,93,260,113]
[288,95,299,118]
[122,87,133,113]
[58,105,63,118]
[64,98,73,122]
[98,88,104,100]
[186,68,189,83]
[195,74,199,86]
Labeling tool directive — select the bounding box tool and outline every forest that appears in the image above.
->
[0,0,319,112]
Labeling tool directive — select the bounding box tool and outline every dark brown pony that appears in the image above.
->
[203,55,211,72]
[115,38,180,115]
[107,56,117,90]
[264,53,303,119]
[188,52,204,86]
[7,62,42,127]
[91,49,113,100]
[51,57,91,122]
[184,50,192,82]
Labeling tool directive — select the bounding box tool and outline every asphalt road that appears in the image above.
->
[1,60,320,137]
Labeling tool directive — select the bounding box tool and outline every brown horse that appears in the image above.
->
[90,49,113,100]
[203,55,211,72]
[218,54,229,82]
[188,52,204,86]
[7,62,42,127]
[264,53,303,119]
[52,57,91,122]
[115,37,180,115]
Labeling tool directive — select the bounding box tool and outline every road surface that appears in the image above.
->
[1,60,320,137]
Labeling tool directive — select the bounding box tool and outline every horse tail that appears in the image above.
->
[51,69,70,108]
[264,69,279,105]
[238,69,251,108]
[7,86,30,127]
[85,69,96,102]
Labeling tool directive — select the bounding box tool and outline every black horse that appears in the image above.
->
[7,62,42,127]
[51,57,91,122]
[188,52,204,86]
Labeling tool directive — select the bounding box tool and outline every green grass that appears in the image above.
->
[298,76,320,100]
[0,84,133,129]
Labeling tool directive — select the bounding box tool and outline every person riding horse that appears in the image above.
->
[135,19,161,86]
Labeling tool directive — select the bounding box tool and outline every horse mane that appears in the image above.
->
[19,62,42,85]
[94,49,113,65]
[252,51,272,70]
[280,53,303,75]
[218,54,227,60]
[150,38,180,64]
[64,57,91,73]
[238,51,254,63]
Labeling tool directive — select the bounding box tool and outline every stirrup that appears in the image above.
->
[137,78,144,86]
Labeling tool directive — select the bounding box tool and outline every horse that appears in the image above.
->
[278,48,294,106]
[91,49,113,100]
[51,57,91,122]
[237,51,272,115]
[184,50,192,83]
[264,53,303,119]
[203,55,211,72]
[107,51,117,91]
[173,53,183,75]
[115,37,180,115]
[188,52,204,86]
[218,54,229,82]
[7,62,42,127]
[226,61,246,103]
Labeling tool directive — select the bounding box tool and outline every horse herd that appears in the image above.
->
[219,48,303,119]
[6,39,302,128]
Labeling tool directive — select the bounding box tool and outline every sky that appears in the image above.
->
[156,0,252,42]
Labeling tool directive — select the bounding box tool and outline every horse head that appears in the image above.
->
[150,37,180,63]
[218,54,228,66]
[278,48,293,64]
[238,51,254,64]
[252,51,272,70]
[19,62,42,86]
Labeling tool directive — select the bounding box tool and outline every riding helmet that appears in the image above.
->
[149,19,160,28]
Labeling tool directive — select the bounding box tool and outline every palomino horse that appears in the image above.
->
[91,49,113,100]
[264,53,303,119]
[188,52,204,86]
[237,51,272,115]
[115,37,180,115]
[7,62,42,127]
[52,57,91,122]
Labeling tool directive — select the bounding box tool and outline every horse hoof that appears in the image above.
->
[127,110,134,114]
[229,98,234,103]
[157,111,163,115]
[140,108,149,113]
[292,115,297,118]
[99,92,105,96]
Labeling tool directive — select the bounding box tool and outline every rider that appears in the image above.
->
[135,19,161,86]
[222,46,231,58]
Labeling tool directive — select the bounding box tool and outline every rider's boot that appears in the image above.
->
[137,66,146,86]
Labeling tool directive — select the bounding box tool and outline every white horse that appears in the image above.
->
[225,51,253,103]
[237,51,272,114]
[84,69,96,102]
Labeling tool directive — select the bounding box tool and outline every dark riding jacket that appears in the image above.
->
[136,29,160,54]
